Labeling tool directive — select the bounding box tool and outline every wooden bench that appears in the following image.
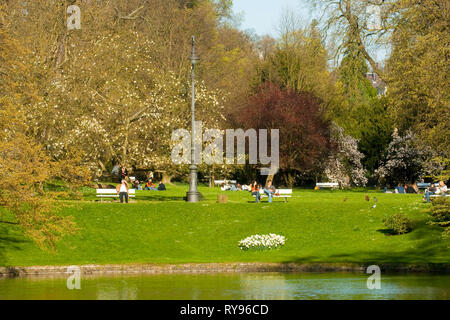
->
[417,183,431,189]
[253,189,293,203]
[96,189,136,202]
[316,182,339,189]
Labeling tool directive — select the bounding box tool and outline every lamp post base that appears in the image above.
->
[186,191,200,203]
[186,165,200,203]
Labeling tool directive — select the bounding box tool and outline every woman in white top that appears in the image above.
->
[435,181,448,195]
[116,180,129,203]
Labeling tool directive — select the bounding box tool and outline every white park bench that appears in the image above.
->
[96,189,136,202]
[214,180,237,186]
[417,183,431,189]
[316,182,339,189]
[419,182,449,198]
[254,189,293,203]
[430,193,450,198]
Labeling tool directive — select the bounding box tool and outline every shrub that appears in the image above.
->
[429,197,450,240]
[383,214,413,235]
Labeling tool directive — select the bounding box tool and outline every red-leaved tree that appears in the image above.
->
[239,82,335,185]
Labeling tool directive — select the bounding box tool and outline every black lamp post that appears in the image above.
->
[186,36,200,202]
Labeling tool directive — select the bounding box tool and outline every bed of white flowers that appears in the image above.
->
[238,234,286,251]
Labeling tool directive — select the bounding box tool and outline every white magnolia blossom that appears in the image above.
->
[28,30,228,175]
[238,234,286,251]
[325,123,368,188]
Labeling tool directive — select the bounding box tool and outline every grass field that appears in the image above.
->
[1,185,449,267]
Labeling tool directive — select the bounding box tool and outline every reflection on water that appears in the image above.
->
[0,272,449,300]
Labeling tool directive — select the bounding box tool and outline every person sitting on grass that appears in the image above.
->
[133,179,142,190]
[116,179,129,204]
[120,165,128,182]
[395,183,405,194]
[221,183,231,191]
[251,181,261,203]
[435,181,448,195]
[411,182,419,194]
[429,183,438,194]
[145,179,157,191]
[157,181,166,191]
[425,183,437,203]
[263,180,277,203]
[406,184,416,194]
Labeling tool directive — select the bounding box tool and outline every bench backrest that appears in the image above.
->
[96,189,136,195]
[276,189,292,194]
[417,183,431,189]
[316,182,339,187]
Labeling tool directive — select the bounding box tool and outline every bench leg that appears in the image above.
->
[284,197,287,203]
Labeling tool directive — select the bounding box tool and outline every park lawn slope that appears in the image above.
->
[1,186,449,267]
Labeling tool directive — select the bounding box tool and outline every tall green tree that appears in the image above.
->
[386,0,449,159]
[333,42,393,174]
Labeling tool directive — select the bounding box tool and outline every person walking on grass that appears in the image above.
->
[251,181,261,203]
[116,179,130,203]
[264,180,277,203]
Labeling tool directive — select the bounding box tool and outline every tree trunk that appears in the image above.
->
[162,173,174,185]
[283,172,294,188]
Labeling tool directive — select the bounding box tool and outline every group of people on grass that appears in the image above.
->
[424,181,448,203]
[131,178,166,191]
[383,181,448,194]
[220,180,278,203]
[220,182,251,191]
[383,180,448,203]
[113,164,167,203]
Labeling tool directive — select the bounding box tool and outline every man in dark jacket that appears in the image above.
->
[157,181,166,191]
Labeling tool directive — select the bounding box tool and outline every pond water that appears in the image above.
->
[0,272,449,300]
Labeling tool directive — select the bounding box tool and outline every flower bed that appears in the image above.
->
[238,234,286,251]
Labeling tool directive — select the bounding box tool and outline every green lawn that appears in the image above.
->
[1,185,449,267]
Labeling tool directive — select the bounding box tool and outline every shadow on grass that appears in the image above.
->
[281,221,449,269]
[0,225,28,267]
[135,194,186,202]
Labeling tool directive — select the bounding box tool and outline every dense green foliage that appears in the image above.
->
[429,198,450,240]
[383,214,413,235]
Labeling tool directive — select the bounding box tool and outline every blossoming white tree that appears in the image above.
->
[375,129,433,185]
[28,28,227,179]
[324,124,368,188]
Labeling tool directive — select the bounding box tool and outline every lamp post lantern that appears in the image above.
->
[186,36,200,202]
